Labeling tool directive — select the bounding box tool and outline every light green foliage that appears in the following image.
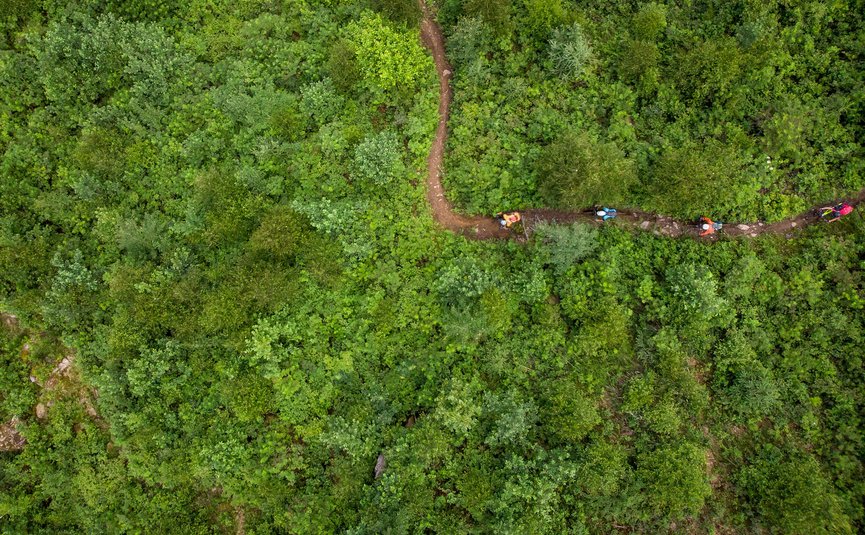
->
[713,332,780,421]
[665,264,726,320]
[676,37,744,103]
[464,0,513,37]
[542,379,600,443]
[224,370,274,423]
[549,23,592,80]
[622,374,655,416]
[619,39,660,86]
[447,16,490,67]
[347,11,433,99]
[246,206,306,261]
[43,249,100,331]
[482,389,538,447]
[435,376,483,436]
[645,398,682,436]
[434,256,496,306]
[521,0,567,38]
[479,287,514,336]
[116,213,171,261]
[37,14,191,115]
[248,304,354,431]
[577,440,628,497]
[0,328,36,420]
[443,0,865,219]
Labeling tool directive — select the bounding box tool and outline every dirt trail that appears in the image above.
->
[418,0,864,240]
[419,1,511,240]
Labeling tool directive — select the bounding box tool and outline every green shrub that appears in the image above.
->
[632,3,666,41]
[646,141,758,220]
[537,131,636,209]
[300,79,343,127]
[637,442,710,521]
[738,446,852,534]
[353,130,404,185]
[534,222,598,275]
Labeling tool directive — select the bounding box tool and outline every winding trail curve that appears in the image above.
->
[418,1,864,240]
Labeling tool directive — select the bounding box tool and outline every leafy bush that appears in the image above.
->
[636,442,710,521]
[434,256,496,306]
[534,221,598,275]
[3,1,865,533]
[347,11,433,100]
[537,131,636,209]
[327,40,361,94]
[366,0,421,25]
[246,206,306,261]
[463,0,513,37]
[0,329,36,420]
[738,445,852,534]
[646,141,758,220]
[541,379,600,443]
[300,79,344,127]
[353,130,404,185]
[446,16,490,68]
[632,3,666,41]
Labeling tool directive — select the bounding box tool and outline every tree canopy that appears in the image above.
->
[1,0,864,533]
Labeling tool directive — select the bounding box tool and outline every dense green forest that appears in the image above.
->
[442,0,865,221]
[1,0,864,533]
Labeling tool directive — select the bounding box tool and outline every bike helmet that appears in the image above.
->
[702,224,710,230]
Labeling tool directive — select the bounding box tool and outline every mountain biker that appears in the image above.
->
[596,207,618,221]
[821,203,854,222]
[699,217,723,237]
[497,211,522,228]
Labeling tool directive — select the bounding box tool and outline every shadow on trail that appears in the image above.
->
[418,0,863,241]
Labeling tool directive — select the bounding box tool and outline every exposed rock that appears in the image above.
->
[374,453,386,479]
[55,357,72,374]
[35,403,47,419]
[640,221,651,229]
[0,313,19,330]
[791,222,797,227]
[0,418,25,451]
[737,224,750,231]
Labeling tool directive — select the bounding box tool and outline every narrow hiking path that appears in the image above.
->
[418,0,864,240]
